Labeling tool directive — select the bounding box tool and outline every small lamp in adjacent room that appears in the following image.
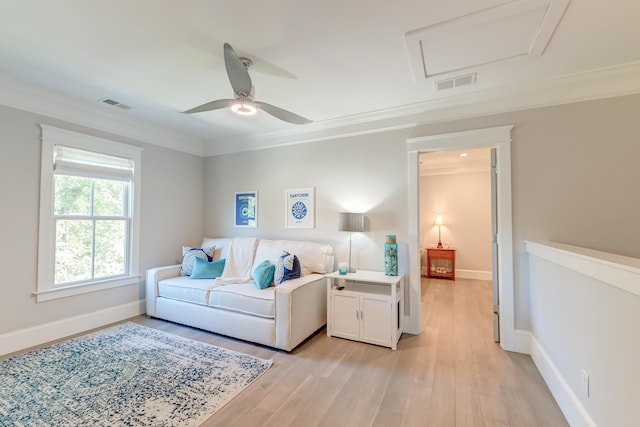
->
[435,213,444,248]
[338,212,365,273]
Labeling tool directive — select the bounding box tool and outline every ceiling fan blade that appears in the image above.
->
[224,43,252,96]
[182,99,234,114]
[249,57,297,79]
[232,48,297,79]
[257,101,312,125]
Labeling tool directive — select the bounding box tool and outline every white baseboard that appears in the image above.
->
[456,269,493,280]
[530,334,597,427]
[0,300,145,356]
[420,268,493,281]
[498,328,532,355]
[403,315,419,335]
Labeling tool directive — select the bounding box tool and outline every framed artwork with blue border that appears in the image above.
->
[285,187,315,229]
[234,191,257,228]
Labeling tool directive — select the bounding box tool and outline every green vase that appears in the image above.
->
[384,235,398,276]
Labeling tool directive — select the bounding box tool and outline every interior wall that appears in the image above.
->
[527,242,640,427]
[203,130,412,279]
[0,104,205,335]
[419,170,492,274]
[3,91,638,346]
[412,94,640,329]
[204,93,640,333]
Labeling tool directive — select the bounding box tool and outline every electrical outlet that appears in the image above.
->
[581,369,590,398]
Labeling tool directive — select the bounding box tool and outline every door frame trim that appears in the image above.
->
[406,125,525,353]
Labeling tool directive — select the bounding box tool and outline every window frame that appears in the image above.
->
[36,125,143,302]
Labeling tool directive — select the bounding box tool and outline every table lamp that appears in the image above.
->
[338,212,364,273]
[435,213,444,248]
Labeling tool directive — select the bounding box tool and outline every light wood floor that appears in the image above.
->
[4,278,568,426]
[134,278,568,426]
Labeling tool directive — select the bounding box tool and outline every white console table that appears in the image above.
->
[326,270,404,350]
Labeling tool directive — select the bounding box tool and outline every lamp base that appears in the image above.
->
[437,242,443,248]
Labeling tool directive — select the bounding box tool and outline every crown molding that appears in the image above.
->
[202,122,417,156]
[429,60,640,123]
[203,60,640,155]
[2,60,639,158]
[0,73,205,156]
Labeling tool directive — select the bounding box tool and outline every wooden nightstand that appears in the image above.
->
[427,248,456,280]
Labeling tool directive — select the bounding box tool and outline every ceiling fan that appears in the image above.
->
[182,43,312,125]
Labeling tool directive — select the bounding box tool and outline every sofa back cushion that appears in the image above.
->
[252,239,333,276]
[200,237,232,261]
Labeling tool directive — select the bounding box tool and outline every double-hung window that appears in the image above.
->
[37,125,142,302]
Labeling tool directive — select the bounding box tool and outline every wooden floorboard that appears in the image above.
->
[5,277,568,426]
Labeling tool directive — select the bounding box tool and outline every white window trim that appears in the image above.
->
[36,125,143,302]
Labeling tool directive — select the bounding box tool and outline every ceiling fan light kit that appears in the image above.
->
[231,100,257,116]
[183,43,311,125]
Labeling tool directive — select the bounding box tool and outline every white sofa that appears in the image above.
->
[146,237,334,351]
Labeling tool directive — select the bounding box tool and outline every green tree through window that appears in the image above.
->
[53,175,128,285]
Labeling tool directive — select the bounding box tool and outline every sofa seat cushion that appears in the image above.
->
[158,276,219,305]
[208,283,275,319]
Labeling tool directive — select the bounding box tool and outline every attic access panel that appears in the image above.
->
[406,0,570,79]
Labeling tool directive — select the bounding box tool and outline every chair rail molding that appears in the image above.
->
[525,240,640,297]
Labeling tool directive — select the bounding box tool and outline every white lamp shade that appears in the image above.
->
[435,213,444,226]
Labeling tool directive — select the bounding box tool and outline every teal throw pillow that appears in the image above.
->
[189,257,225,279]
[181,245,215,276]
[254,260,275,289]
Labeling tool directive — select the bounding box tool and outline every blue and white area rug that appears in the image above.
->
[0,323,272,426]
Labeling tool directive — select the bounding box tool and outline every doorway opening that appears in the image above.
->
[418,147,497,340]
[406,125,523,353]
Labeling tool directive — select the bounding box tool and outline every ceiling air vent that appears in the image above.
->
[434,73,476,92]
[99,98,132,110]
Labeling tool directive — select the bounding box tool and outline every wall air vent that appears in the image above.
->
[435,73,476,92]
[99,98,132,110]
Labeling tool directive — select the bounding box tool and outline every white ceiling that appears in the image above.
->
[0,0,639,156]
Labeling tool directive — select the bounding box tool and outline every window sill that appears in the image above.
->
[34,275,141,302]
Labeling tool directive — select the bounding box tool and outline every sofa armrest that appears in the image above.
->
[274,274,327,351]
[145,264,181,316]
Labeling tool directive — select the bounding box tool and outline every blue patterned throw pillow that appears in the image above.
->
[189,257,225,279]
[181,246,215,276]
[274,251,301,285]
